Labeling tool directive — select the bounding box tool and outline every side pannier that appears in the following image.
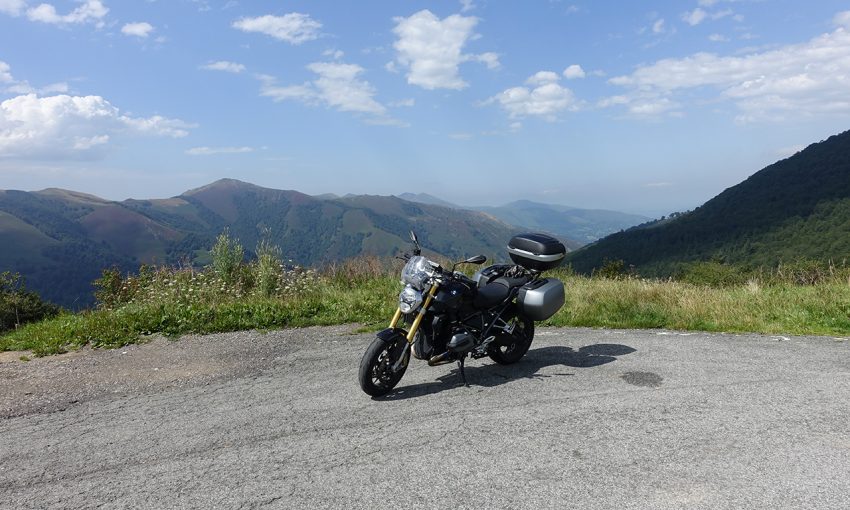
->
[517,278,565,321]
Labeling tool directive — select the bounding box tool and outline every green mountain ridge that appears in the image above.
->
[566,129,850,274]
[1,179,528,307]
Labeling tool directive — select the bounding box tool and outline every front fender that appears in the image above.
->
[376,327,409,343]
[375,328,411,371]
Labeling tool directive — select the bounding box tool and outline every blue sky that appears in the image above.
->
[1,0,849,216]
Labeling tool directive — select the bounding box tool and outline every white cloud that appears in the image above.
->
[459,0,474,13]
[27,0,108,25]
[708,33,729,42]
[526,71,560,86]
[652,19,665,34]
[682,8,707,26]
[0,0,26,16]
[322,49,344,60]
[389,98,415,107]
[201,61,245,73]
[0,60,12,82]
[259,62,402,125]
[391,9,498,90]
[563,64,586,79]
[0,94,194,159]
[449,132,473,140]
[6,81,69,94]
[232,13,321,44]
[186,146,253,156]
[121,22,154,38]
[683,6,734,26]
[608,12,850,122]
[487,72,579,120]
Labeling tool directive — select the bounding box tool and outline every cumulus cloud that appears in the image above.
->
[121,22,154,38]
[526,71,560,86]
[26,0,108,25]
[0,60,12,83]
[232,13,321,44]
[201,61,245,73]
[259,62,403,125]
[682,8,707,26]
[459,0,474,13]
[0,94,194,159]
[652,19,665,34]
[487,72,579,120]
[682,6,734,26]
[563,64,586,79]
[391,9,498,90]
[0,0,26,16]
[186,146,253,156]
[607,11,850,122]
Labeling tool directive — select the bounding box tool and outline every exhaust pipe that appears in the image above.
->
[428,351,454,366]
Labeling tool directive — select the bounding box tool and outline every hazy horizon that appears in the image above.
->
[2,1,850,218]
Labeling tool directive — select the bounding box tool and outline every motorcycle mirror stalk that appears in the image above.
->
[409,230,421,256]
[450,254,487,273]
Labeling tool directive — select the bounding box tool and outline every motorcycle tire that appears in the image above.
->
[488,315,534,365]
[358,335,409,397]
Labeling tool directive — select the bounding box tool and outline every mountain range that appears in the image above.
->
[567,128,850,275]
[395,194,649,245]
[0,179,647,307]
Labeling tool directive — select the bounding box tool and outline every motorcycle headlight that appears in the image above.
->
[398,285,423,314]
[400,255,435,289]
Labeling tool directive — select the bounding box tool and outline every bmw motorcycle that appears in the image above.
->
[358,230,567,397]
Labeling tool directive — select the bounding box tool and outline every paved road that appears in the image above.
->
[1,326,849,509]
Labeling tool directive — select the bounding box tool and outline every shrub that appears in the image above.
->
[592,258,627,279]
[211,229,244,284]
[254,238,283,297]
[677,261,748,288]
[0,272,60,333]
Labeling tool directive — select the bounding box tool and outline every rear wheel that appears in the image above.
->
[358,336,409,397]
[488,315,534,365]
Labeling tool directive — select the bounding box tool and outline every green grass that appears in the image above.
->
[2,255,849,357]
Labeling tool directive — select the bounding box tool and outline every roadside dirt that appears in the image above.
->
[0,324,360,418]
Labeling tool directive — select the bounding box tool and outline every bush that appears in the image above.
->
[254,237,283,297]
[676,261,748,288]
[592,258,627,279]
[211,229,244,284]
[0,272,60,333]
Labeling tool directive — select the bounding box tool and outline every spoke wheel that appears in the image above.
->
[488,315,534,365]
[358,336,409,397]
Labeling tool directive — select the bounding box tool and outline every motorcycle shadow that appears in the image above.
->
[379,343,636,401]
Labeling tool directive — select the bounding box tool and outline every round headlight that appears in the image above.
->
[399,285,423,313]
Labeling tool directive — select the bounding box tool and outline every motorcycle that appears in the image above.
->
[358,230,567,397]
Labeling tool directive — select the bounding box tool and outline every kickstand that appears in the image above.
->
[457,357,469,387]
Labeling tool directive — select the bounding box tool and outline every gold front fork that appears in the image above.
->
[406,284,439,343]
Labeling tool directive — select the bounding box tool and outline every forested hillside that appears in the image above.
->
[0,179,522,307]
[567,129,850,274]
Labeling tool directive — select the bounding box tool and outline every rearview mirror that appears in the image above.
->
[465,255,487,265]
[409,230,418,244]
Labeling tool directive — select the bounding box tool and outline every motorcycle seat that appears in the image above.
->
[473,276,530,308]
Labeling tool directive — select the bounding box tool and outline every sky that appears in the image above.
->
[1,0,850,217]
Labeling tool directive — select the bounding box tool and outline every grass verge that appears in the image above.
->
[2,254,849,356]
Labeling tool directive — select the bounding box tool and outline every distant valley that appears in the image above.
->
[0,180,646,307]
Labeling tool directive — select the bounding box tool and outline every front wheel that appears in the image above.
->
[358,335,409,397]
[488,315,534,365]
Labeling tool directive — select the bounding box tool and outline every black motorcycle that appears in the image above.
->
[358,231,567,397]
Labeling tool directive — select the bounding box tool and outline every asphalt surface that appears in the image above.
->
[1,326,849,509]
